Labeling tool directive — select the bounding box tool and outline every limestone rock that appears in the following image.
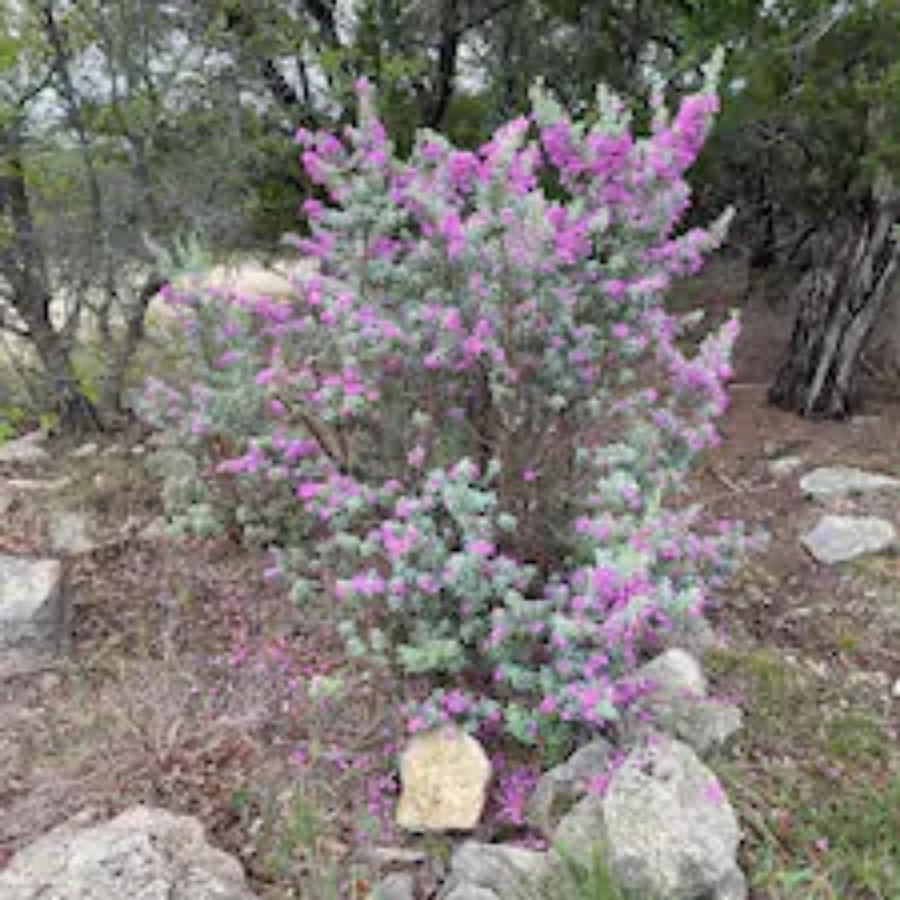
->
[799,466,900,500]
[6,476,72,493]
[439,842,550,900]
[552,793,607,861]
[442,887,498,900]
[371,871,416,900]
[525,738,613,836]
[0,555,70,676]
[637,648,707,698]
[0,431,50,465]
[801,515,897,564]
[49,511,97,556]
[397,726,491,832]
[767,455,804,478]
[0,806,257,899]
[601,736,746,899]
[631,649,743,755]
[70,442,99,460]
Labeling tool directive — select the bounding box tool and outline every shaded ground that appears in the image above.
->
[1,260,898,898]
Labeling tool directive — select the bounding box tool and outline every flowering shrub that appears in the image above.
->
[141,54,760,754]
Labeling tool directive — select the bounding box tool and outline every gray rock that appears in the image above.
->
[892,678,900,700]
[799,466,900,500]
[801,515,897,564]
[658,614,718,657]
[371,871,416,900]
[442,888,499,900]
[636,648,706,698]
[767,455,804,478]
[0,806,257,899]
[631,649,742,755]
[6,476,72,493]
[552,794,607,862]
[70,442,99,460]
[525,739,613,836]
[0,555,70,676]
[49,511,97,556]
[602,737,746,899]
[440,842,550,900]
[0,484,13,515]
[0,431,50,465]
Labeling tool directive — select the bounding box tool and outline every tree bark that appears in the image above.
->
[0,119,102,435]
[768,199,899,418]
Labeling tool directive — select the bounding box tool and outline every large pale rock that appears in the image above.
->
[0,806,257,899]
[632,649,742,755]
[0,555,70,675]
[525,738,613,836]
[396,726,491,832]
[799,466,900,500]
[601,737,746,899]
[439,842,550,900]
[801,515,897,564]
[0,431,50,465]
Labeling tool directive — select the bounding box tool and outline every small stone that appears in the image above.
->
[69,442,98,459]
[767,455,804,478]
[0,555,70,677]
[801,515,897,564]
[48,511,97,556]
[799,466,900,500]
[892,678,900,700]
[397,726,491,833]
[0,431,50,465]
[370,871,416,900]
[6,477,71,493]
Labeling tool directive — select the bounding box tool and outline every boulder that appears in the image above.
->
[599,736,746,899]
[0,431,50,465]
[0,555,70,676]
[799,466,900,500]
[396,726,491,832]
[801,515,897,564]
[439,842,550,900]
[525,738,613,836]
[0,806,257,899]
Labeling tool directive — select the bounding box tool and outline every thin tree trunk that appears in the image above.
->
[1,119,102,434]
[768,200,900,418]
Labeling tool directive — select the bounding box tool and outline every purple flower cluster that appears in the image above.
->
[140,65,756,750]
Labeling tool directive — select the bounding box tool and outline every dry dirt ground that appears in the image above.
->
[1,262,898,898]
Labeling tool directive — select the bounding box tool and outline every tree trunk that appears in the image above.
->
[1,118,102,435]
[768,200,900,418]
[31,322,103,436]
